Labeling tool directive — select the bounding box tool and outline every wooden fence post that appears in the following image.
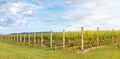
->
[34,33,36,47]
[54,45,57,50]
[81,27,84,51]
[97,27,100,46]
[68,40,71,47]
[10,35,12,42]
[50,31,53,47]
[14,35,15,42]
[24,34,26,43]
[112,29,114,44]
[37,34,40,45]
[41,33,44,47]
[62,29,65,48]
[20,35,22,43]
[17,34,19,43]
[28,33,31,45]
[8,35,10,42]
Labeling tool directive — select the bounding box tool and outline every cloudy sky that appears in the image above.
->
[0,0,120,34]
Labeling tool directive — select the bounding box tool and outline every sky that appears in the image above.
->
[0,0,120,34]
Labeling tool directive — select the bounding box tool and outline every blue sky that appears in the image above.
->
[0,0,120,34]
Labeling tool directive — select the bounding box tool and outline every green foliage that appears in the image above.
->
[10,30,120,40]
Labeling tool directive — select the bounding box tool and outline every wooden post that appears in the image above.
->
[54,45,57,50]
[8,35,10,42]
[68,40,71,47]
[28,33,31,45]
[37,35,40,45]
[14,35,15,42]
[112,29,114,44]
[24,34,26,43]
[17,34,19,43]
[81,27,84,51]
[73,45,77,53]
[34,33,36,46]
[11,35,13,42]
[50,31,53,47]
[41,33,44,47]
[97,27,100,46]
[20,35,22,43]
[10,35,13,42]
[62,29,65,48]
[10,35,12,42]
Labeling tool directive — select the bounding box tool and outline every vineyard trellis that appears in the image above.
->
[0,27,120,51]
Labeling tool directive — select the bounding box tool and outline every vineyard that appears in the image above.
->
[0,27,120,52]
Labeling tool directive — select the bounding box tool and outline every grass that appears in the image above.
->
[0,41,120,59]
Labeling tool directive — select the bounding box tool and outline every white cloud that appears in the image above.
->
[0,1,42,29]
[8,2,21,15]
[0,0,120,33]
[7,2,39,16]
[58,0,120,30]
[24,10,33,15]
[31,0,120,30]
[0,19,4,22]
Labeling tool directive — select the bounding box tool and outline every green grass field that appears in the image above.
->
[0,41,120,59]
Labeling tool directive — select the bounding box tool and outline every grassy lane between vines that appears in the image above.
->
[0,40,120,59]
